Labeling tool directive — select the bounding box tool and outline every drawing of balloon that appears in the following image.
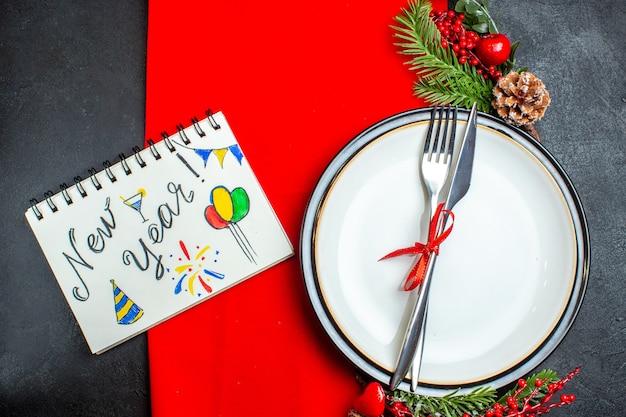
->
[212,186,250,223]
[205,205,229,229]
[205,186,257,263]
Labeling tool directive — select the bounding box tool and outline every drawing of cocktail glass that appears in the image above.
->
[121,188,148,223]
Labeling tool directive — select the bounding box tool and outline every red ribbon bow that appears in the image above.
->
[380,202,454,291]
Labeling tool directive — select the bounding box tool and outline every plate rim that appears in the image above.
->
[300,107,589,395]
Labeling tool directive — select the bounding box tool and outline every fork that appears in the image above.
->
[410,105,458,390]
[389,105,458,391]
[422,106,457,223]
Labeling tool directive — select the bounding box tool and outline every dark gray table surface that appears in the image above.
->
[1,1,624,416]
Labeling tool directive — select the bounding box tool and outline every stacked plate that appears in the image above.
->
[300,108,589,395]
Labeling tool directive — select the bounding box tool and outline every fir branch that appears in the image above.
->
[414,69,493,112]
[392,0,494,112]
[393,386,498,417]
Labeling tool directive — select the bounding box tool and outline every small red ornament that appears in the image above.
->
[388,401,411,417]
[475,33,511,66]
[353,382,386,417]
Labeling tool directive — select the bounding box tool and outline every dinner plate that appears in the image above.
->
[300,108,589,395]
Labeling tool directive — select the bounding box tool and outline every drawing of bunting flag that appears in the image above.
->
[193,144,244,168]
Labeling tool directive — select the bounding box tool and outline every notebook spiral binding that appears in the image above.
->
[29,109,221,221]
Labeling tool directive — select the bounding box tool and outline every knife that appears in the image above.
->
[390,103,478,391]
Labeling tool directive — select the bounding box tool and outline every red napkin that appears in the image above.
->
[145,1,446,416]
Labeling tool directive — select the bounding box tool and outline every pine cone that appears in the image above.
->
[492,71,551,126]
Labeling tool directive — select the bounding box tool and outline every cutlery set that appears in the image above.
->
[389,103,478,391]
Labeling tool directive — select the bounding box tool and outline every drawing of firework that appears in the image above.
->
[170,240,224,297]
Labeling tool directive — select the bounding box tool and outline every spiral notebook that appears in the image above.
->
[25,111,294,354]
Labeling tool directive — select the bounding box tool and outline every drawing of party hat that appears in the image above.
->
[110,279,144,325]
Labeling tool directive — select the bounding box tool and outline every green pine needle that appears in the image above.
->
[393,385,498,417]
[393,0,494,112]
